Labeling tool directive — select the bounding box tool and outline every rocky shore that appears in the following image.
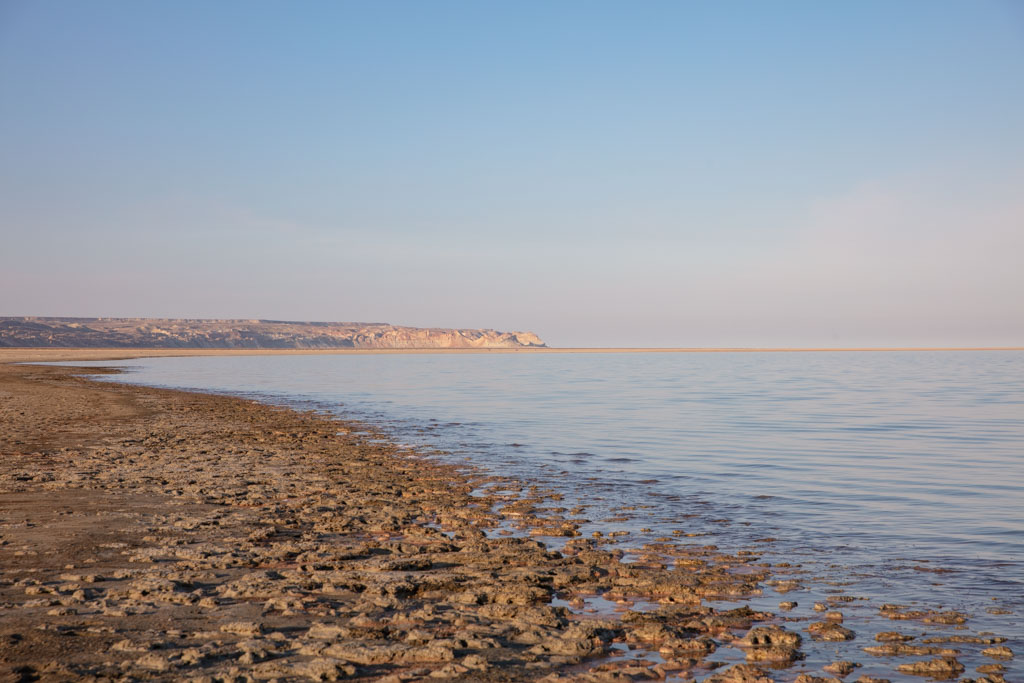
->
[0,358,1011,682]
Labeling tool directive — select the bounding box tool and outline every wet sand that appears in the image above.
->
[0,351,1011,682]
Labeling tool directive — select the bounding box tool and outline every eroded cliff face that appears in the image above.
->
[349,328,545,349]
[0,318,546,349]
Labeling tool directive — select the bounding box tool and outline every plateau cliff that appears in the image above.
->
[0,318,546,349]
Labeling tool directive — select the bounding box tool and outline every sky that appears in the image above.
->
[1,1,1022,347]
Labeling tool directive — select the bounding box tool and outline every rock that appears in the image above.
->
[769,580,801,593]
[530,635,603,657]
[807,622,855,641]
[823,661,860,675]
[220,621,263,636]
[428,663,470,678]
[981,646,1013,659]
[237,640,270,664]
[921,611,967,625]
[707,663,774,683]
[739,626,802,648]
[863,643,957,657]
[307,623,350,640]
[737,626,802,663]
[874,632,914,642]
[110,639,148,653]
[322,643,404,665]
[134,653,171,671]
[462,654,489,671]
[895,657,965,678]
[879,606,967,624]
[403,643,457,663]
[299,658,357,681]
[921,636,1005,644]
[745,646,802,664]
[977,663,1005,674]
[658,636,716,657]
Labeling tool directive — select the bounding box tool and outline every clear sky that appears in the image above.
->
[1,1,1022,347]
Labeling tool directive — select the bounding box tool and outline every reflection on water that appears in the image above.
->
[63,350,1024,679]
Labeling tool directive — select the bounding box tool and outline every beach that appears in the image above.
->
[1,350,1015,682]
[0,352,792,682]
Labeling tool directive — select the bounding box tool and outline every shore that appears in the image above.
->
[3,347,1023,367]
[0,351,1009,683]
[0,353,789,683]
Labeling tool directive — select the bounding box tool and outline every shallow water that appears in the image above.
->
[63,351,1023,679]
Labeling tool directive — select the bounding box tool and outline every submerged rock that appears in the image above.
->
[895,657,966,678]
[874,632,914,642]
[739,626,802,649]
[863,643,958,657]
[738,626,803,663]
[823,661,860,675]
[807,622,855,642]
[707,663,775,683]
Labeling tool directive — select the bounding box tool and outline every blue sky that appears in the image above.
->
[2,1,1022,346]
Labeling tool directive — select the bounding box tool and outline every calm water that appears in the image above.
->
[64,351,1023,678]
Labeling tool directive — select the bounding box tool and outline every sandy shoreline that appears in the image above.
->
[0,353,1011,682]
[2,346,1022,368]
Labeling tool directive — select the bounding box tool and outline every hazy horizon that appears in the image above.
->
[2,1,1022,348]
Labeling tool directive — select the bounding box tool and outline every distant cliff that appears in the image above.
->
[0,318,546,349]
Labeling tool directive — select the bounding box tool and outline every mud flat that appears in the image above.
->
[0,354,1012,682]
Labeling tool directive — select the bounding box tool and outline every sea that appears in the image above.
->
[61,350,1023,680]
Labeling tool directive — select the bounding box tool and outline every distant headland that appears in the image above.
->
[0,317,547,350]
